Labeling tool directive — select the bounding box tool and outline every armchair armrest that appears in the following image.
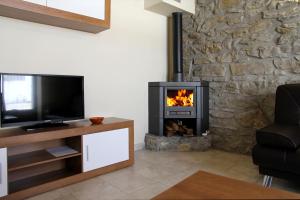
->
[256,124,300,150]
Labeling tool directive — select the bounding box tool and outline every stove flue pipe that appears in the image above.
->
[172,12,184,82]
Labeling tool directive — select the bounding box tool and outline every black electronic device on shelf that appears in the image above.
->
[0,73,84,130]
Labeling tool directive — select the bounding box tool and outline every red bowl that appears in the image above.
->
[89,117,104,125]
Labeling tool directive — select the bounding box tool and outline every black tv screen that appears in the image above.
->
[0,73,84,127]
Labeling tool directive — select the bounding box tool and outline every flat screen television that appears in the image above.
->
[0,73,84,129]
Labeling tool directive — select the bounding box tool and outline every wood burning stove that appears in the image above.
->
[148,81,209,137]
[148,12,209,137]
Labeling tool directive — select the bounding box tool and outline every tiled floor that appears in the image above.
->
[28,149,300,200]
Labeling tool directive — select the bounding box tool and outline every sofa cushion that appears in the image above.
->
[256,124,300,150]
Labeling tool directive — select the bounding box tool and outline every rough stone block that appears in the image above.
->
[230,62,274,76]
[210,117,238,130]
[194,55,215,64]
[250,20,272,33]
[245,0,268,10]
[293,39,300,54]
[224,81,239,93]
[195,64,226,77]
[276,26,295,34]
[225,13,244,25]
[219,0,243,10]
[144,134,212,152]
[273,58,294,69]
[263,6,300,19]
[236,109,269,129]
[274,58,300,73]
[214,95,258,110]
[210,110,234,118]
[217,53,233,63]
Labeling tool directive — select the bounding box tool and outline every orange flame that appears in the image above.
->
[167,89,193,107]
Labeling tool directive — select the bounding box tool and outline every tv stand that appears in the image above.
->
[22,122,69,131]
[0,118,134,200]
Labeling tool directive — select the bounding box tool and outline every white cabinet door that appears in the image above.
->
[83,128,129,172]
[23,0,47,6]
[47,0,106,20]
[0,148,7,198]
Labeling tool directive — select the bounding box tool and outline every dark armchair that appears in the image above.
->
[252,84,300,187]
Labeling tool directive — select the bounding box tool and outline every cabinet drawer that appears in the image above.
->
[47,0,106,20]
[0,148,7,198]
[83,128,129,172]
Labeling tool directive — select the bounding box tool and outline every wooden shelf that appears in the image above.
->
[8,149,82,172]
[9,169,78,193]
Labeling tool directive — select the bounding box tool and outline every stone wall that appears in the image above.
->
[182,0,300,154]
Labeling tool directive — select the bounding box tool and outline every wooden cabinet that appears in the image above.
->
[0,148,7,198]
[83,128,129,172]
[0,0,111,33]
[0,118,134,200]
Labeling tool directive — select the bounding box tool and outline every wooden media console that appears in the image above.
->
[0,117,134,200]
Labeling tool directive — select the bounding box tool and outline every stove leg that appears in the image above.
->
[262,175,272,187]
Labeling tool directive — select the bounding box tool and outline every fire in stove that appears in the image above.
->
[166,89,193,107]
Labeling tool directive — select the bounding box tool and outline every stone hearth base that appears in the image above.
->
[144,134,211,151]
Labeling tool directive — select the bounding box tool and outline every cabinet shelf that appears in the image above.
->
[9,169,78,193]
[8,149,82,172]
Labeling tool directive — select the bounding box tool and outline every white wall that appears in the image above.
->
[0,0,167,146]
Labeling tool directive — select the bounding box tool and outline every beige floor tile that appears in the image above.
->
[27,184,76,200]
[219,155,260,183]
[124,182,171,200]
[70,179,127,200]
[196,158,237,176]
[223,167,260,183]
[134,163,177,181]
[159,169,200,188]
[26,193,57,200]
[52,193,78,200]
[100,167,158,194]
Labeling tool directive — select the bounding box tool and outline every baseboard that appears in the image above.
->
[134,143,144,151]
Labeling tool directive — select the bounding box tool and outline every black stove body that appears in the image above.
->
[148,12,209,137]
[148,81,209,137]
